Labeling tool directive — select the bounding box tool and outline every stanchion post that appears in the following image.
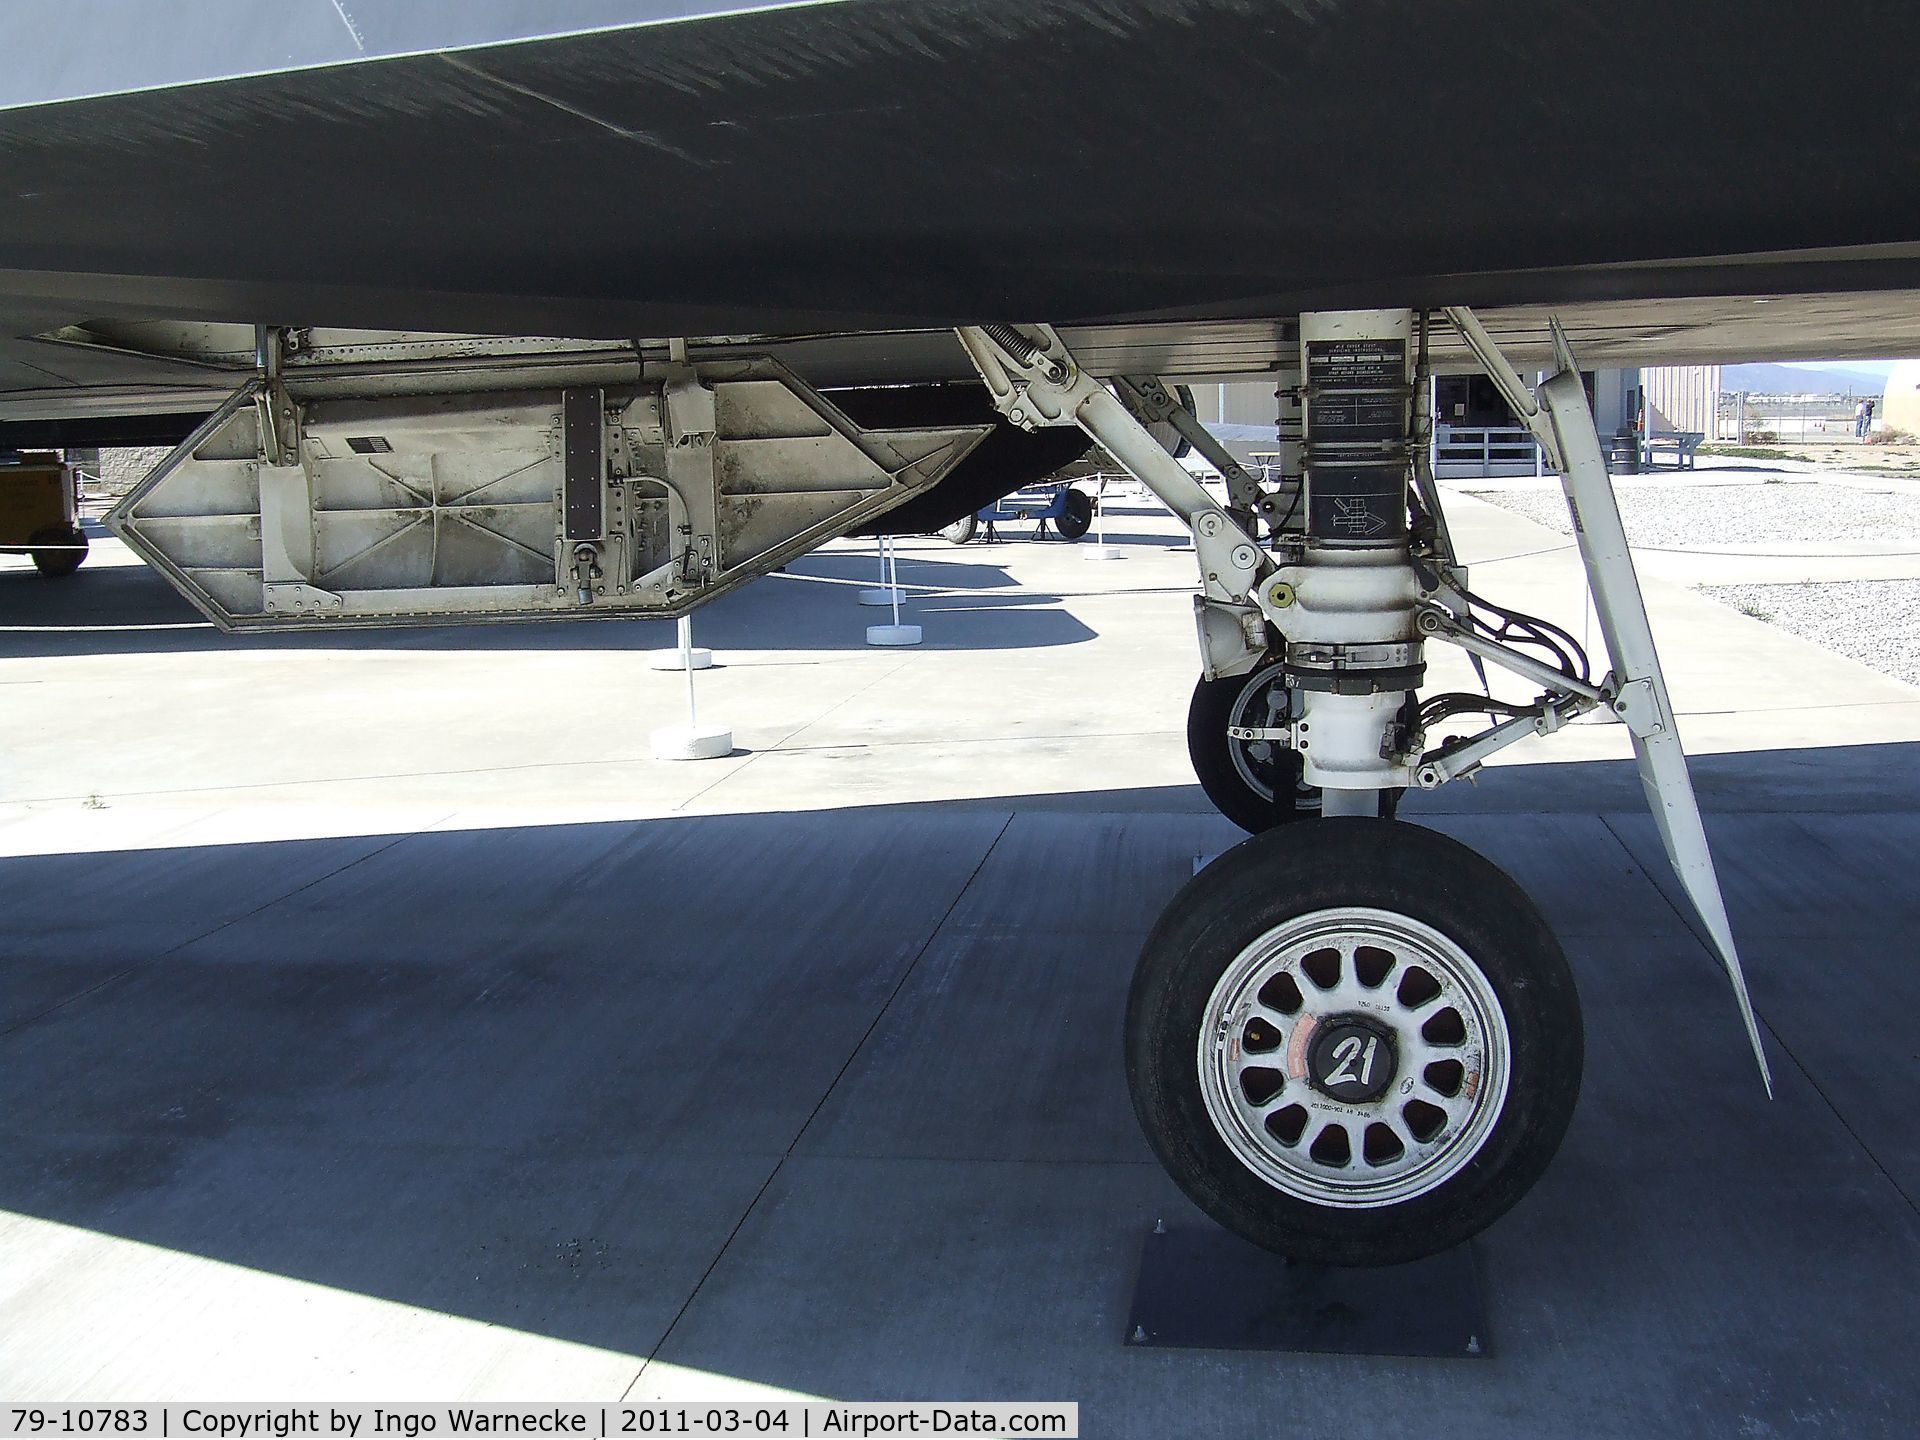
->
[865,533,923,645]
[650,612,733,759]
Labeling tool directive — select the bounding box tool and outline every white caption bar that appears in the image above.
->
[0,1407,1077,1440]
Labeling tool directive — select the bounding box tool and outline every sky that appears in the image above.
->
[1779,359,1903,376]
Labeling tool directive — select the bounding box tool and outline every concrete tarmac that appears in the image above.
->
[1,488,1916,1434]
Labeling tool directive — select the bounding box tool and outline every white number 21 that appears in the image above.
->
[1326,1035,1379,1088]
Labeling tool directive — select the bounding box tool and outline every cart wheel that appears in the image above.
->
[28,524,87,578]
[1126,818,1583,1266]
[1053,488,1094,540]
[1187,664,1320,832]
[940,513,978,545]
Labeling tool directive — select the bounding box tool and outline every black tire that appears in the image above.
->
[1125,818,1583,1266]
[1052,488,1094,540]
[1187,664,1320,832]
[940,513,978,545]
[28,524,86,578]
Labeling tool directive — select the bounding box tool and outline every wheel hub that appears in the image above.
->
[1305,1013,1398,1104]
[1226,662,1312,811]
[1198,906,1512,1209]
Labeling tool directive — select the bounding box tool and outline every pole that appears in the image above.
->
[1429,373,1442,478]
[679,614,697,727]
[1535,373,1546,475]
[886,536,902,628]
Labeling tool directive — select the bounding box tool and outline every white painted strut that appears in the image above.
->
[955,324,1268,677]
[1446,307,1773,1093]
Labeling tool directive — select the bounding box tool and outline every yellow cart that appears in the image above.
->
[0,452,88,578]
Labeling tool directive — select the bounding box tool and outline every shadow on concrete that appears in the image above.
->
[794,548,1024,592]
[0,540,1096,660]
[1398,736,1920,816]
[952,530,1195,551]
[3,750,1919,1424]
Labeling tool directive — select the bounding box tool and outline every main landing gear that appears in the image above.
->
[959,310,1769,1266]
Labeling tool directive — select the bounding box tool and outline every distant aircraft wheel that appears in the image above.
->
[940,514,978,545]
[1141,383,1197,458]
[28,524,87,578]
[1052,488,1094,540]
[1125,818,1583,1266]
[1187,663,1320,832]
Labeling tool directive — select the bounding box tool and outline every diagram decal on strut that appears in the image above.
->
[1331,496,1390,537]
[1308,464,1405,539]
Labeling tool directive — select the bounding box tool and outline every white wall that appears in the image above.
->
[1643,364,1721,436]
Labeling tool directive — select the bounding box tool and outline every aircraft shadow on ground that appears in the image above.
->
[3,743,1918,1399]
[959,530,1192,549]
[0,533,1097,659]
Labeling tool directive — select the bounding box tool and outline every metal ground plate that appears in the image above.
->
[1124,1227,1487,1358]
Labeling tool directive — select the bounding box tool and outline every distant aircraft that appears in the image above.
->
[4,0,1914,1266]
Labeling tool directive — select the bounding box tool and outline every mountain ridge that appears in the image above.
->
[1721,362,1890,396]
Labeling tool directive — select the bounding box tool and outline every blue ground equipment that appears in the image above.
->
[940,482,1094,544]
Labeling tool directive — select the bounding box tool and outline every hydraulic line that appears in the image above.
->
[1456,583,1592,684]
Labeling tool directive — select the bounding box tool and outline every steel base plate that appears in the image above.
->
[649,725,734,761]
[647,648,714,671]
[1124,1226,1487,1358]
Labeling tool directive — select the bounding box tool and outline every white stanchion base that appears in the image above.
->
[650,724,734,760]
[858,587,905,607]
[646,647,714,671]
[1080,544,1125,561]
[865,623,923,647]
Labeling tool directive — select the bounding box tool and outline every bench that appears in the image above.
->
[1644,432,1705,469]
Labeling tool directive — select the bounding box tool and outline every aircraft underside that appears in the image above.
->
[3,306,1770,1265]
[3,0,1911,1268]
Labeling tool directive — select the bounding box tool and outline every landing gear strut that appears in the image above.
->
[959,308,1767,1266]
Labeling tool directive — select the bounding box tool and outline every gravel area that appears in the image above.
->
[1702,580,1920,687]
[1468,479,1920,546]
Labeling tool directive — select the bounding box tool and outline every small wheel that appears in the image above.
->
[1187,663,1320,832]
[28,524,87,578]
[1052,488,1094,540]
[1126,818,1583,1266]
[940,513,978,545]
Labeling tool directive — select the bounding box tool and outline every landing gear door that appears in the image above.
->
[1539,367,1773,1093]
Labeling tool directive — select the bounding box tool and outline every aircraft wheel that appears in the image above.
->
[1052,488,1093,540]
[1125,818,1583,1266]
[29,524,87,578]
[940,513,978,545]
[1187,663,1320,832]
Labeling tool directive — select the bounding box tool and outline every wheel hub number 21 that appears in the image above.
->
[1307,1015,1398,1104]
[1199,906,1512,1209]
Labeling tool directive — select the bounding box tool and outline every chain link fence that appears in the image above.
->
[1716,393,1885,444]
